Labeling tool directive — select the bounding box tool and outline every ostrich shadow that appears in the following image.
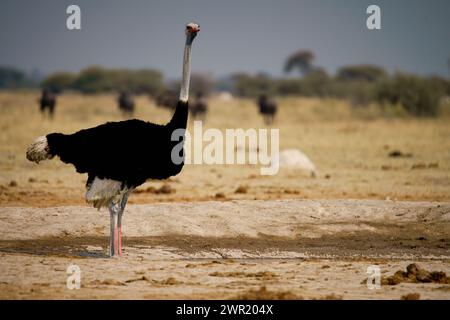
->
[0,234,289,259]
[0,236,111,259]
[1,233,440,259]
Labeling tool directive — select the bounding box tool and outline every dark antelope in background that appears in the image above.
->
[39,88,56,118]
[190,92,208,121]
[118,92,135,116]
[257,94,277,125]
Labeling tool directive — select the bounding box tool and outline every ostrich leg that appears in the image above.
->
[117,191,130,256]
[108,200,120,257]
[108,192,130,257]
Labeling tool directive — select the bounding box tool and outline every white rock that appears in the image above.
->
[272,149,317,177]
[217,91,233,101]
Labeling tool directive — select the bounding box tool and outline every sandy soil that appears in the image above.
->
[0,199,449,299]
[1,92,450,207]
[1,92,449,299]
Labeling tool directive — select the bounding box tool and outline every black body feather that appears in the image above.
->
[46,101,188,189]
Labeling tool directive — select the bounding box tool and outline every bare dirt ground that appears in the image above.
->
[0,200,449,299]
[0,92,449,299]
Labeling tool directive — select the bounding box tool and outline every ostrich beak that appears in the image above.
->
[186,23,200,34]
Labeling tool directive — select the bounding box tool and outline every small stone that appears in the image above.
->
[235,186,248,194]
[157,184,174,194]
[429,271,447,283]
[416,270,432,283]
[406,263,421,275]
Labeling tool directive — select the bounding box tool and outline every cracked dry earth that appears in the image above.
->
[0,199,449,299]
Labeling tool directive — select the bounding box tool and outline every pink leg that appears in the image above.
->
[114,227,119,256]
[109,192,129,257]
[118,227,123,256]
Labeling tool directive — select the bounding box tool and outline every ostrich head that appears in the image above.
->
[185,22,200,45]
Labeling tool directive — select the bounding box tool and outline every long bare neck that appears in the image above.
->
[179,40,192,103]
[168,36,193,129]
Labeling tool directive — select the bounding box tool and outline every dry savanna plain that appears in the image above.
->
[0,91,449,299]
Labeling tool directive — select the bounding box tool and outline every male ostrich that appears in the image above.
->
[39,88,56,118]
[26,23,200,257]
[118,91,135,116]
[190,92,208,121]
[257,94,277,125]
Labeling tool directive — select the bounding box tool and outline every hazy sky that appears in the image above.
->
[1,0,449,79]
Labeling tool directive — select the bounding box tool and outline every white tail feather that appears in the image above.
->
[26,136,53,163]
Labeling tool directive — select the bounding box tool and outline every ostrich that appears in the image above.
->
[39,88,56,118]
[257,94,277,125]
[26,23,200,257]
[118,91,135,116]
[190,92,208,121]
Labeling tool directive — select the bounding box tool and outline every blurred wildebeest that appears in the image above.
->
[118,92,135,116]
[257,94,277,125]
[155,90,178,110]
[190,92,208,121]
[39,89,56,118]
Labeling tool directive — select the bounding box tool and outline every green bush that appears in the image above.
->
[229,67,448,117]
[237,69,330,98]
[276,78,303,96]
[336,65,387,82]
[232,73,277,97]
[300,68,331,97]
[71,66,115,93]
[41,72,77,93]
[429,76,450,96]
[376,73,444,117]
[329,81,377,106]
[0,66,32,88]
[42,66,164,95]
[112,69,164,96]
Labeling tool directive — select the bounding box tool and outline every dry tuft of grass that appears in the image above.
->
[232,286,303,300]
[401,293,421,300]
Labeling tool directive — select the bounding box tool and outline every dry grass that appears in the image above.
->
[1,90,450,207]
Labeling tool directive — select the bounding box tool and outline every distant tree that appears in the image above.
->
[0,66,28,88]
[336,65,387,82]
[113,69,164,96]
[284,50,315,76]
[301,67,331,97]
[42,72,77,93]
[232,72,277,97]
[376,73,444,117]
[71,66,113,93]
[69,66,164,95]
[429,75,450,96]
[277,67,330,97]
[276,79,303,96]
